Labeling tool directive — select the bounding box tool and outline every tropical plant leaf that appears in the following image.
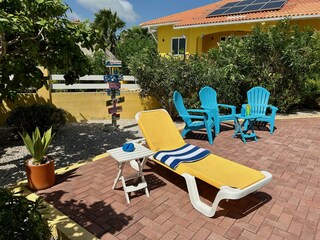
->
[33,137,44,164]
[20,126,54,164]
[19,131,35,158]
[42,127,55,154]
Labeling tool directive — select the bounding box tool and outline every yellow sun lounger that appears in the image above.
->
[135,109,272,217]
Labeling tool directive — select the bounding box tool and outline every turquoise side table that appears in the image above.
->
[233,114,261,143]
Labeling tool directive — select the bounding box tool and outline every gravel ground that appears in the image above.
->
[1,110,319,187]
[0,120,144,187]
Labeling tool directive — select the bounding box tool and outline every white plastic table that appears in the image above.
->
[107,144,154,203]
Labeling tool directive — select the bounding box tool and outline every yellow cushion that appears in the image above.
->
[137,109,185,151]
[138,109,265,190]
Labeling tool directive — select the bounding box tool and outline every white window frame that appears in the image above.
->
[171,37,187,55]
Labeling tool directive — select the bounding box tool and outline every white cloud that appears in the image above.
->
[77,0,139,23]
[66,9,83,21]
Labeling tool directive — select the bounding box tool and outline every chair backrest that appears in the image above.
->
[135,109,186,151]
[247,87,270,115]
[173,91,192,125]
[199,86,218,111]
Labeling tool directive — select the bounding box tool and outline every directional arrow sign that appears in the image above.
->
[117,97,125,103]
[106,97,125,106]
[108,106,122,114]
[106,100,113,106]
[108,82,121,89]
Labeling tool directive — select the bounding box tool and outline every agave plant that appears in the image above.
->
[20,127,55,165]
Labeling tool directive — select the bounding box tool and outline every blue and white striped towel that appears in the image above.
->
[154,144,211,170]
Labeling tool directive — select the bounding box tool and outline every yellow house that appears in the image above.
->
[140,0,320,55]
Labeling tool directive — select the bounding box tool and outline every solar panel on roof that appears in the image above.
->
[261,1,286,10]
[207,8,230,17]
[224,6,246,14]
[238,0,257,6]
[253,0,272,3]
[206,0,287,18]
[242,3,265,12]
[222,2,240,8]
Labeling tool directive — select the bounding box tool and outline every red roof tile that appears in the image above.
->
[141,0,320,28]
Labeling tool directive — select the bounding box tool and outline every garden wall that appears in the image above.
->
[0,87,160,126]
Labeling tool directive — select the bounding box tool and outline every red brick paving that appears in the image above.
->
[37,117,320,239]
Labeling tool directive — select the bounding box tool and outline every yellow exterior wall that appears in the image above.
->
[50,91,160,122]
[156,18,320,54]
[0,90,161,125]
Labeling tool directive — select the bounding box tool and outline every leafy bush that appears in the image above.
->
[129,19,320,114]
[209,20,320,112]
[87,50,109,75]
[7,103,66,135]
[0,188,52,240]
[129,48,215,117]
[116,26,157,75]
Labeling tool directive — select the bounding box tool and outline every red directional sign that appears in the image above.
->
[108,82,121,89]
[108,106,122,114]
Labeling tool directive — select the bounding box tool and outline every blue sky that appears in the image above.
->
[64,0,218,28]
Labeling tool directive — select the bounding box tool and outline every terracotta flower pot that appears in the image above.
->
[25,159,55,190]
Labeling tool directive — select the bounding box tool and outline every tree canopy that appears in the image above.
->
[91,9,125,55]
[116,26,156,74]
[0,0,95,101]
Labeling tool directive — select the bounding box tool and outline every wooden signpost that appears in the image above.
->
[106,97,125,106]
[105,60,125,129]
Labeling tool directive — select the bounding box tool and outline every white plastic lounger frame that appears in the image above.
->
[135,111,273,217]
[181,171,272,217]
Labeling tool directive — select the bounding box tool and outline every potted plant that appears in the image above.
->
[20,127,56,190]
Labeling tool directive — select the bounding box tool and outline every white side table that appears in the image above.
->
[107,144,154,203]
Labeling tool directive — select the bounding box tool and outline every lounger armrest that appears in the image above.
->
[217,104,236,114]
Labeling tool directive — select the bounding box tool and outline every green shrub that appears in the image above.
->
[0,188,52,240]
[7,103,66,135]
[129,19,320,114]
[209,20,320,112]
[129,49,214,117]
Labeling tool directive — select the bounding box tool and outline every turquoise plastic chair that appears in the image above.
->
[243,86,278,134]
[173,91,215,144]
[199,86,236,134]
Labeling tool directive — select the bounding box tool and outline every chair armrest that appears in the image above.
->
[186,109,213,120]
[217,104,236,114]
[267,105,278,111]
[180,114,205,120]
[267,105,278,116]
[187,109,211,114]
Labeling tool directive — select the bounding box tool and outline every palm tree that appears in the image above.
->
[92,9,125,55]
